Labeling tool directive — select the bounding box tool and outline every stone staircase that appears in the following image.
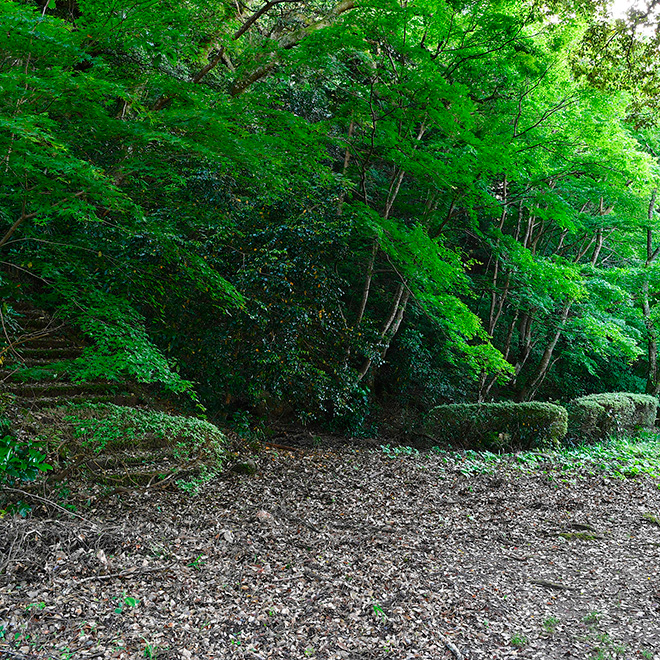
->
[0,301,206,490]
[1,301,147,410]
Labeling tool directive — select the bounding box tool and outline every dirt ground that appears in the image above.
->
[1,443,660,659]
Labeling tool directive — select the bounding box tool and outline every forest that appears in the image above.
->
[3,0,660,432]
[4,1,660,658]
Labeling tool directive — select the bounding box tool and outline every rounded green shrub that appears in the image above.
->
[62,403,227,464]
[424,401,568,450]
[567,392,658,443]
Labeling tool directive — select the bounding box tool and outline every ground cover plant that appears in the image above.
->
[1,403,229,494]
[427,432,660,480]
[1,432,660,658]
[0,411,51,487]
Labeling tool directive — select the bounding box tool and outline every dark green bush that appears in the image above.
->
[424,401,568,450]
[0,415,51,484]
[567,392,658,443]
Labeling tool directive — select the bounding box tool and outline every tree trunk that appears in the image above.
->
[642,275,658,395]
[520,302,571,400]
[643,190,659,394]
[357,287,410,381]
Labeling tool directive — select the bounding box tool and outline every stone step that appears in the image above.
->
[17,346,83,359]
[19,336,77,348]
[5,357,69,368]
[1,301,158,414]
[3,381,129,398]
[10,304,52,319]
[15,392,147,410]
[83,449,176,470]
[0,367,25,380]
[0,366,71,383]
[12,317,60,332]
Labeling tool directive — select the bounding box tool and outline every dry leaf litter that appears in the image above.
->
[1,444,660,659]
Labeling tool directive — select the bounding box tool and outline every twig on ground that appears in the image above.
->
[266,442,301,452]
[1,486,100,528]
[529,578,576,590]
[275,505,322,533]
[441,634,466,660]
[0,644,56,659]
[502,552,533,561]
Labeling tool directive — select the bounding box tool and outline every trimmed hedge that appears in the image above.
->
[567,392,658,443]
[424,401,568,450]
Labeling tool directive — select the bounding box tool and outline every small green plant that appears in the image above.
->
[26,602,46,611]
[144,642,159,659]
[543,616,560,633]
[372,603,387,621]
[583,611,601,625]
[0,431,51,484]
[176,465,215,495]
[3,500,32,517]
[304,647,315,657]
[188,554,206,570]
[114,595,139,614]
[641,649,653,659]
[559,531,599,541]
[643,512,660,526]
[380,444,420,458]
[510,633,527,648]
[230,410,265,449]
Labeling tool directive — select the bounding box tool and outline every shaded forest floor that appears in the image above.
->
[2,441,660,659]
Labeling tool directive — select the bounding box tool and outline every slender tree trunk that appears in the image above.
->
[642,276,658,394]
[354,240,377,329]
[643,190,659,394]
[353,121,426,380]
[477,175,510,400]
[480,309,518,400]
[515,312,534,376]
[357,287,410,381]
[520,301,571,400]
[337,118,355,215]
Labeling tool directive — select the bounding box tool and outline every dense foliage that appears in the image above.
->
[0,413,50,484]
[3,0,660,429]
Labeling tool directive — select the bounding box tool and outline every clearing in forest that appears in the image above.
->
[1,440,660,659]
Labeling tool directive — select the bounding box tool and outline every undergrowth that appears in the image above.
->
[380,432,660,479]
[50,403,228,492]
[0,413,51,486]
